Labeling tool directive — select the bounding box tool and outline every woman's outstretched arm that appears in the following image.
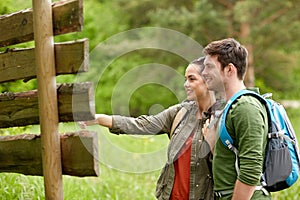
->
[78,114,113,129]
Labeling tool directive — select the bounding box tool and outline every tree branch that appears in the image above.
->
[258,7,289,28]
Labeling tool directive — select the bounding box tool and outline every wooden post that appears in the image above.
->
[32,0,63,199]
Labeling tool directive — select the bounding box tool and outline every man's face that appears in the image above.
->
[202,55,225,93]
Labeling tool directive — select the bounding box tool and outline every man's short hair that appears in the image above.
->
[203,38,248,80]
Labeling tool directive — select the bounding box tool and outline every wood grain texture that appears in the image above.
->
[33,0,63,198]
[0,39,89,83]
[0,0,83,48]
[0,82,95,128]
[0,131,99,177]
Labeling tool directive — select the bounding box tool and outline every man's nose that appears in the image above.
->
[184,80,189,87]
[201,67,207,76]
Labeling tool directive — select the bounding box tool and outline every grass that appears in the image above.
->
[0,124,167,200]
[1,107,300,199]
[0,167,160,200]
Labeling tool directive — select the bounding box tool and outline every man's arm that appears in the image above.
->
[232,179,256,200]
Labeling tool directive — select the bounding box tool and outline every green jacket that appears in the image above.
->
[213,94,271,200]
[110,101,219,200]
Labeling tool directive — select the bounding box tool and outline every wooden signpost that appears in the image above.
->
[0,0,98,199]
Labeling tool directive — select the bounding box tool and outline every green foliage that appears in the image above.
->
[0,173,44,199]
[272,182,300,200]
[147,0,300,98]
[128,84,177,116]
[0,79,37,93]
[148,1,229,44]
[0,126,32,137]
[1,0,299,111]
[0,127,165,199]
[55,0,128,50]
[84,50,186,115]
[114,0,194,28]
[0,0,12,15]
[0,166,160,200]
[1,120,300,199]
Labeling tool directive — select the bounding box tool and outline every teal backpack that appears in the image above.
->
[219,89,300,192]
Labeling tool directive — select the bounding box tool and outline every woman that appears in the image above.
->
[79,57,223,200]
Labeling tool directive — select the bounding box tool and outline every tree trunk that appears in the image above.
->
[240,22,255,87]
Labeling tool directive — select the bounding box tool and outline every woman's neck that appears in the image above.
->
[196,94,215,118]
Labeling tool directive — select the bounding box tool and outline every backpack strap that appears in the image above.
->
[220,90,254,146]
[219,90,269,147]
[219,90,267,174]
[170,107,187,139]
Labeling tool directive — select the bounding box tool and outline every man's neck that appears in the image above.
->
[225,81,246,101]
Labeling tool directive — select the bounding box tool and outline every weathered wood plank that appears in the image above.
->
[0,82,95,128]
[0,39,89,83]
[0,131,99,177]
[61,131,99,176]
[0,0,83,48]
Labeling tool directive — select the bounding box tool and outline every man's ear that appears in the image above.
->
[225,63,235,76]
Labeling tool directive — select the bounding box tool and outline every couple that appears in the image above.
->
[79,38,271,200]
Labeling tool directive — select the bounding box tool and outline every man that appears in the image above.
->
[202,38,271,200]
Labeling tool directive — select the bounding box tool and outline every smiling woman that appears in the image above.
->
[78,57,224,200]
[184,57,211,104]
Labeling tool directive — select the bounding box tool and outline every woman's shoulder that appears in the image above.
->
[180,100,196,109]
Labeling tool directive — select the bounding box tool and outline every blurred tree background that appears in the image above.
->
[0,0,299,116]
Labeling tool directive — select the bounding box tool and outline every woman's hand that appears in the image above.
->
[78,121,88,129]
[77,118,98,129]
[77,114,113,129]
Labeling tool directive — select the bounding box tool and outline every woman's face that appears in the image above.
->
[184,64,208,101]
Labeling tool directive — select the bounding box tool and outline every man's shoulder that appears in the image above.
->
[229,95,267,117]
[235,95,265,109]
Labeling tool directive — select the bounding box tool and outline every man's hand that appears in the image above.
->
[202,116,217,153]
